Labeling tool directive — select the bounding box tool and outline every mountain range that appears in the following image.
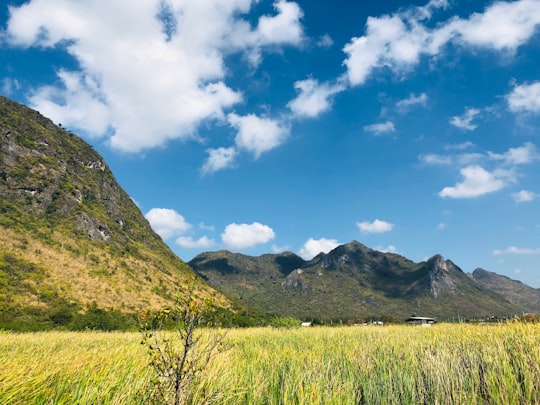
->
[1,95,538,329]
[189,242,538,320]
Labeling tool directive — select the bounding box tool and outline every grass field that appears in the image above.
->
[1,322,540,404]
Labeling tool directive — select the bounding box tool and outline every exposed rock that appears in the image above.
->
[281,269,310,292]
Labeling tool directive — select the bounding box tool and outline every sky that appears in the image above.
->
[1,0,540,287]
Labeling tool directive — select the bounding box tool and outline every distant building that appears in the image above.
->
[301,321,313,327]
[406,316,437,326]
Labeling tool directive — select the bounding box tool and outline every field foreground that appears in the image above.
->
[1,323,540,404]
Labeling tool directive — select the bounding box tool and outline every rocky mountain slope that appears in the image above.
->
[471,268,540,313]
[189,241,523,320]
[0,96,230,329]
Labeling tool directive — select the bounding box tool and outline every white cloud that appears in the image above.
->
[422,143,536,170]
[28,70,112,136]
[1,77,20,95]
[375,245,398,254]
[199,222,215,231]
[446,0,540,50]
[493,246,540,255]
[316,34,334,48]
[363,121,395,135]
[507,82,540,113]
[357,219,395,234]
[201,147,237,175]
[444,142,475,151]
[438,165,511,198]
[257,0,304,45]
[396,93,428,112]
[436,223,446,230]
[449,108,480,131]
[272,244,290,253]
[343,14,429,86]
[488,142,537,165]
[5,0,304,153]
[228,113,289,158]
[343,0,540,86]
[145,208,191,239]
[221,222,275,250]
[287,78,345,118]
[511,190,537,203]
[176,236,215,249]
[422,143,537,199]
[419,153,453,165]
[298,237,339,260]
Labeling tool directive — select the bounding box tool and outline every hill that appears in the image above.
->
[470,268,540,313]
[0,96,230,330]
[189,241,523,321]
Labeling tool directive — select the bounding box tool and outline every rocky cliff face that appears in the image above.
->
[0,96,229,329]
[424,255,460,298]
[0,96,156,247]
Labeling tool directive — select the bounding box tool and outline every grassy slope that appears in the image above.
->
[0,96,230,329]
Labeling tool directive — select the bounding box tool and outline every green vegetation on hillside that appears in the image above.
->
[0,96,234,330]
[189,243,524,321]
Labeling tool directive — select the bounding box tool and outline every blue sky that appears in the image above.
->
[2,0,540,286]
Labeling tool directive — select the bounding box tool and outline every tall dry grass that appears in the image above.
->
[1,323,539,404]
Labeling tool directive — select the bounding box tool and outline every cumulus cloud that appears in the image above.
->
[316,34,334,48]
[257,0,304,44]
[287,78,346,118]
[176,236,215,249]
[421,142,538,199]
[201,147,237,175]
[419,153,453,166]
[363,121,395,135]
[450,108,480,131]
[343,0,540,86]
[145,208,191,239]
[221,222,275,250]
[438,165,512,198]
[446,0,540,50]
[396,93,428,112]
[298,237,339,260]
[493,246,540,255]
[228,113,290,158]
[507,82,540,113]
[488,142,538,165]
[1,77,20,95]
[421,143,536,169]
[357,219,394,234]
[4,0,304,153]
[511,190,537,203]
[375,245,398,254]
[444,142,475,151]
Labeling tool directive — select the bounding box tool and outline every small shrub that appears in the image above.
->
[140,282,228,404]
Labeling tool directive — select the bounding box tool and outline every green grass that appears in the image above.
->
[1,323,540,404]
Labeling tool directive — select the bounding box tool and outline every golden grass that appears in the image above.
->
[1,323,540,404]
[0,225,227,312]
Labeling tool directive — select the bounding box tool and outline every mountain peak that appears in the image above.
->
[190,242,523,319]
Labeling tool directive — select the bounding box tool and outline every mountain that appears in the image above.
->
[470,268,540,313]
[0,96,230,330]
[189,241,523,320]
